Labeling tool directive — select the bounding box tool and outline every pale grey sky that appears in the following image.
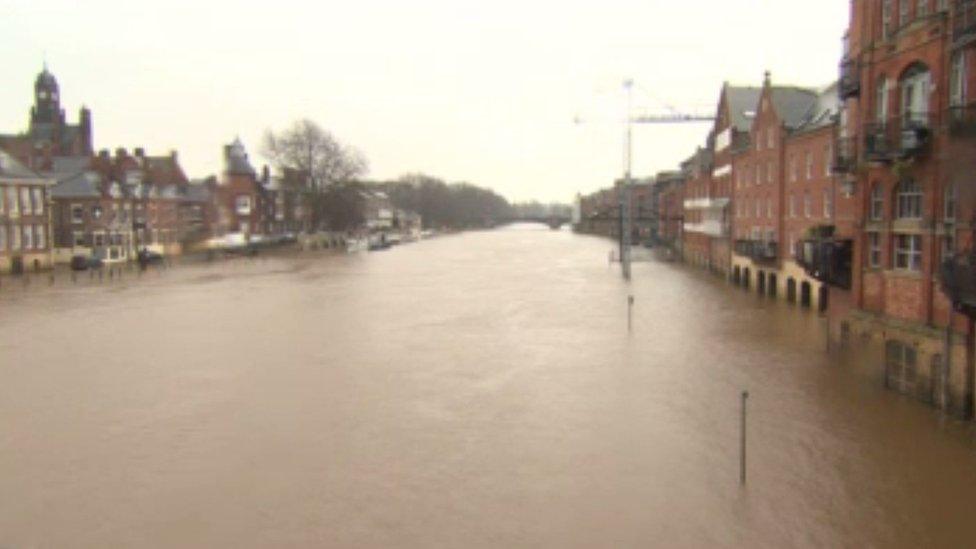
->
[1,0,847,202]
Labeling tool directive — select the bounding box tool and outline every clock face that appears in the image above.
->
[38,91,48,100]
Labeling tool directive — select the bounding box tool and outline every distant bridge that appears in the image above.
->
[496,215,572,229]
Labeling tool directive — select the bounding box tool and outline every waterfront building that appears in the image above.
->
[213,138,268,239]
[654,170,685,254]
[0,150,55,274]
[806,0,976,416]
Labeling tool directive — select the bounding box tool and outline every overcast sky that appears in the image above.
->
[1,0,848,202]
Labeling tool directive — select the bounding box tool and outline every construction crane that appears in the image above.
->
[599,80,715,280]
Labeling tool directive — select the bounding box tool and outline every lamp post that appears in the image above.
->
[621,78,634,280]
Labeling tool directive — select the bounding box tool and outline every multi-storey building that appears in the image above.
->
[0,150,54,274]
[213,138,268,239]
[653,170,685,253]
[806,0,976,417]
[683,85,761,275]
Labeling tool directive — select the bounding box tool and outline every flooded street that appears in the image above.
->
[3,224,976,548]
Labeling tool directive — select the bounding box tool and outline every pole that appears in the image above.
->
[628,295,634,332]
[621,79,634,281]
[740,390,749,485]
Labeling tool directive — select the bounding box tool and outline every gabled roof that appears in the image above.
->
[793,82,840,133]
[0,149,46,181]
[725,86,763,132]
[769,86,820,129]
[51,171,102,198]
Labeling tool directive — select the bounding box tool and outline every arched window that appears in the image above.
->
[896,179,922,219]
[900,63,931,127]
[870,183,884,220]
[876,76,889,124]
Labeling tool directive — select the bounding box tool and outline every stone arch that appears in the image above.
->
[786,277,797,303]
[757,271,766,295]
[818,285,829,312]
[800,281,813,308]
[732,265,741,285]
[743,267,751,290]
[768,273,778,297]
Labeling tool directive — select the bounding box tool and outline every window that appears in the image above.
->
[35,225,45,249]
[896,179,922,219]
[805,151,813,179]
[767,161,773,184]
[72,231,85,247]
[755,199,761,218]
[11,223,20,250]
[876,78,889,124]
[900,0,911,25]
[894,233,922,271]
[944,183,956,222]
[943,232,955,263]
[0,187,5,214]
[870,184,885,220]
[93,232,105,247]
[918,0,928,16]
[71,204,84,223]
[21,225,31,250]
[92,205,103,220]
[20,187,31,214]
[789,193,796,218]
[0,225,5,251]
[869,232,882,267]
[32,188,43,215]
[804,191,812,218]
[886,339,918,391]
[900,64,931,126]
[824,189,832,218]
[950,52,966,108]
[767,127,775,149]
[824,144,832,175]
[883,0,893,37]
[790,156,797,182]
[236,195,252,215]
[755,165,761,186]
[767,198,772,219]
[7,187,18,214]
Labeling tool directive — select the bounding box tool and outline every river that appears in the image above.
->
[2,224,976,547]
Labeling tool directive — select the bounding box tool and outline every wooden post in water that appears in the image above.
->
[740,390,749,485]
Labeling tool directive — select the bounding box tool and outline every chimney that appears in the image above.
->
[115,147,127,158]
[170,150,178,162]
[98,149,110,159]
[262,165,270,183]
[134,147,145,158]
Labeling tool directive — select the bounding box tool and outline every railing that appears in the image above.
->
[832,137,857,173]
[839,58,860,99]
[796,237,853,289]
[863,112,934,161]
[941,251,976,317]
[734,239,778,264]
[948,104,976,136]
[953,0,976,44]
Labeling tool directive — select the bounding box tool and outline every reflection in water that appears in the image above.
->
[1,224,975,547]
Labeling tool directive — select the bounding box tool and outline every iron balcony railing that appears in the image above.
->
[839,57,860,99]
[863,112,934,161]
[796,237,853,290]
[954,0,976,44]
[948,104,976,136]
[832,136,857,173]
[734,239,778,264]
[941,251,976,317]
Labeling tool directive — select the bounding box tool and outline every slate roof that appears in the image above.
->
[769,87,820,130]
[793,82,840,133]
[51,171,101,198]
[0,149,47,181]
[725,86,762,132]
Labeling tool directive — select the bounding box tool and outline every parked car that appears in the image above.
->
[137,248,165,268]
[70,255,103,271]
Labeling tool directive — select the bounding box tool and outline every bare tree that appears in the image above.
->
[262,119,369,230]
[262,119,368,189]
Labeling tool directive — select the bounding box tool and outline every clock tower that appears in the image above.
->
[30,64,63,126]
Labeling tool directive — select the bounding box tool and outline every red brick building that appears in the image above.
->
[654,170,685,252]
[814,0,976,416]
[214,138,268,239]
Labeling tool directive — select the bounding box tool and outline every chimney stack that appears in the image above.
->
[115,147,127,158]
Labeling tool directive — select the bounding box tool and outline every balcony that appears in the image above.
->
[796,235,853,290]
[839,58,860,99]
[941,251,976,317]
[734,239,778,264]
[863,113,933,162]
[832,137,857,173]
[953,0,976,46]
[948,104,976,137]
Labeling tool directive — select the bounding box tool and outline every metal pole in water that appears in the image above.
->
[740,390,749,485]
[628,295,634,332]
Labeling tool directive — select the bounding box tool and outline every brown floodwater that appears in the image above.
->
[2,224,976,548]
